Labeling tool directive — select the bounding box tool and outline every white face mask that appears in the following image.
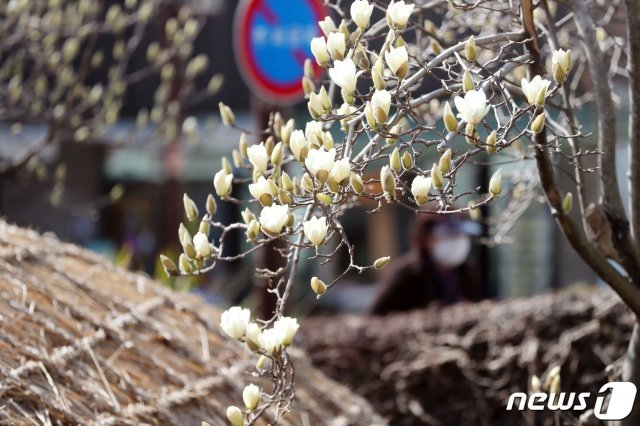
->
[431,235,471,268]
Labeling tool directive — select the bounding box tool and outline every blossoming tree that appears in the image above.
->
[164,0,640,424]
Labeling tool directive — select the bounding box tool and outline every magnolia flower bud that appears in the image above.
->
[386,0,414,30]
[241,208,255,225]
[246,219,260,242]
[374,256,391,269]
[179,253,193,274]
[431,163,444,190]
[290,130,308,162]
[182,232,197,259]
[316,193,333,205]
[280,172,294,192]
[305,148,336,183]
[521,76,550,108]
[327,31,346,61]
[318,16,337,37]
[351,0,374,29]
[247,143,269,174]
[381,165,395,199]
[232,150,242,168]
[401,151,413,170]
[465,35,477,62]
[160,255,178,275]
[531,113,545,134]
[302,76,315,96]
[322,131,334,150]
[278,189,292,205]
[462,69,474,92]
[302,173,314,193]
[243,384,261,411]
[192,232,212,259]
[350,172,365,194]
[486,130,497,155]
[310,36,330,66]
[221,157,233,174]
[226,406,244,426]
[319,86,332,111]
[439,148,452,174]
[214,169,233,198]
[372,57,386,91]
[331,158,351,185]
[552,49,572,83]
[239,133,248,158]
[220,306,251,340]
[465,123,478,145]
[274,316,299,346]
[258,328,282,356]
[259,204,289,236]
[256,355,267,371]
[443,102,459,133]
[304,216,328,246]
[245,322,260,351]
[563,192,573,214]
[308,92,323,119]
[281,119,294,145]
[311,276,327,298]
[389,148,401,173]
[365,102,376,128]
[183,194,198,222]
[271,142,283,166]
[411,175,431,205]
[385,45,409,79]
[179,223,189,243]
[249,176,278,206]
[489,168,502,197]
[218,102,234,126]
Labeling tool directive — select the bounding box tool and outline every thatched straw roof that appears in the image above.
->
[0,221,383,425]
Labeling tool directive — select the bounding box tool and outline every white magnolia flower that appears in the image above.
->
[304,216,328,246]
[387,0,414,29]
[411,175,432,205]
[274,316,300,346]
[329,58,357,94]
[192,232,212,258]
[310,37,330,66]
[552,49,572,74]
[226,406,243,426]
[290,129,308,161]
[305,148,336,180]
[259,204,289,236]
[258,328,282,356]
[245,322,260,346]
[243,384,261,412]
[214,169,233,197]
[331,158,351,184]
[305,120,324,146]
[521,75,550,107]
[318,16,337,37]
[351,0,374,29]
[327,32,346,60]
[385,45,409,79]
[249,176,278,205]
[454,90,490,125]
[371,89,392,123]
[247,142,269,173]
[220,306,250,340]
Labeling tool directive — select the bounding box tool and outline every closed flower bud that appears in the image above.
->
[465,35,477,62]
[199,216,210,236]
[489,168,502,197]
[311,276,327,298]
[160,255,178,275]
[241,208,255,225]
[243,384,261,411]
[351,0,374,29]
[372,90,391,124]
[179,223,189,243]
[193,232,212,259]
[232,150,242,168]
[290,130,309,162]
[465,123,478,145]
[381,165,395,199]
[316,193,333,205]
[239,133,248,157]
[302,76,315,96]
[439,148,452,174]
[182,237,197,260]
[531,113,545,134]
[401,151,413,170]
[308,92,323,119]
[365,102,376,128]
[319,85,332,111]
[374,256,391,269]
[256,355,267,370]
[552,49,572,83]
[280,119,294,145]
[389,148,401,172]
[183,193,199,222]
[331,158,351,185]
[486,130,497,155]
[372,57,386,91]
[563,192,573,214]
[322,131,334,150]
[245,322,260,351]
[274,316,300,346]
[278,189,292,205]
[431,163,444,190]
[310,36,330,66]
[246,219,260,242]
[411,175,431,205]
[302,173,314,192]
[271,142,283,166]
[385,45,409,79]
[350,172,365,193]
[179,253,193,274]
[443,102,459,133]
[387,0,414,30]
[218,102,235,126]
[214,169,233,198]
[304,216,328,246]
[280,172,294,192]
[318,16,337,37]
[221,157,233,174]
[327,31,346,61]
[462,69,474,92]
[247,142,269,174]
[226,406,244,426]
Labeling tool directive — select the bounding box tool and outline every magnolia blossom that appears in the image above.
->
[371,89,392,123]
[305,148,336,181]
[290,129,308,161]
[247,142,269,173]
[304,216,328,246]
[385,45,409,79]
[258,328,282,356]
[411,175,432,205]
[521,75,550,107]
[387,0,414,29]
[310,37,329,66]
[454,90,490,125]
[243,384,261,411]
[273,316,300,346]
[193,232,212,258]
[305,120,324,146]
[331,158,351,184]
[327,31,346,60]
[220,306,250,340]
[318,16,337,37]
[214,169,233,197]
[259,204,289,236]
[249,176,278,205]
[350,0,374,29]
[245,322,260,346]
[552,49,572,74]
[329,58,357,94]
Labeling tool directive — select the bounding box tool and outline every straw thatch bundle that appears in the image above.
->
[300,289,634,425]
[0,221,383,426]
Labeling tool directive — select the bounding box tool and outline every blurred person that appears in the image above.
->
[368,209,482,315]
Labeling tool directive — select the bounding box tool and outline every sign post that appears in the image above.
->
[233,0,326,318]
